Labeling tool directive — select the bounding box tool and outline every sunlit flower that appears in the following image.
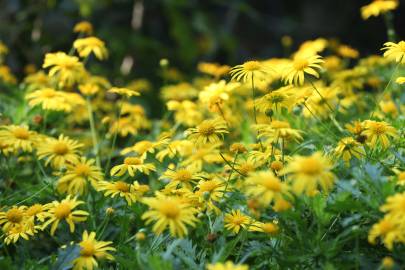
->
[382,41,405,64]
[37,135,83,168]
[56,157,103,195]
[42,196,88,235]
[280,152,335,195]
[110,157,155,177]
[73,21,93,35]
[26,88,74,112]
[244,171,290,207]
[108,87,140,98]
[362,120,398,149]
[142,195,199,237]
[224,210,252,234]
[195,178,225,213]
[160,166,204,190]
[185,118,228,146]
[0,125,38,153]
[97,180,149,205]
[206,261,249,270]
[73,37,108,60]
[361,0,398,20]
[334,137,366,166]
[229,60,270,82]
[282,54,324,85]
[0,206,27,231]
[43,52,85,87]
[72,231,115,270]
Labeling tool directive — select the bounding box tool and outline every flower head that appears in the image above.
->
[73,37,108,60]
[282,54,324,85]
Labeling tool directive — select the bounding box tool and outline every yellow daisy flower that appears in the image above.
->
[280,152,335,195]
[73,21,93,35]
[96,180,149,205]
[56,157,104,196]
[334,137,366,166]
[141,195,199,237]
[108,87,140,98]
[229,60,269,82]
[3,223,37,245]
[160,166,204,190]
[43,52,85,87]
[282,54,324,86]
[72,231,115,270]
[110,156,155,177]
[0,206,27,231]
[37,134,83,168]
[73,37,108,60]
[381,41,405,64]
[185,118,228,146]
[0,125,38,152]
[42,195,88,235]
[206,261,249,270]
[362,120,398,149]
[26,88,73,112]
[361,0,398,20]
[224,209,252,234]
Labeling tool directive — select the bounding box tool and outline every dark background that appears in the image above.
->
[1,0,404,83]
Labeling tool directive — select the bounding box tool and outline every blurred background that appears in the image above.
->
[1,0,404,84]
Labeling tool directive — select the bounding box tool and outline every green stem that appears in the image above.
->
[224,153,238,194]
[86,97,101,167]
[105,101,123,175]
[383,12,396,42]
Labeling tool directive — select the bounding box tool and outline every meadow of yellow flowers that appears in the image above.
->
[0,0,404,269]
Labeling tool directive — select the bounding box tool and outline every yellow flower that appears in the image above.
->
[73,37,108,60]
[381,41,405,64]
[362,120,398,149]
[197,62,230,78]
[249,221,279,235]
[73,21,93,35]
[396,76,405,84]
[141,195,199,237]
[43,52,85,87]
[56,157,104,195]
[26,203,49,223]
[26,88,73,112]
[96,180,149,205]
[79,83,100,96]
[361,0,398,20]
[368,216,401,250]
[256,121,303,143]
[3,223,37,245]
[280,152,335,195]
[167,100,203,127]
[0,65,17,84]
[229,60,269,82]
[379,192,405,223]
[224,209,252,234]
[37,134,83,168]
[0,206,27,231]
[42,196,88,235]
[72,231,115,270]
[206,261,249,270]
[108,87,140,98]
[282,54,324,85]
[110,157,155,177]
[337,45,359,59]
[160,166,204,190]
[0,125,38,153]
[381,257,395,269]
[185,118,228,146]
[244,171,290,207]
[195,178,225,213]
[120,137,169,158]
[256,86,296,114]
[334,137,366,166]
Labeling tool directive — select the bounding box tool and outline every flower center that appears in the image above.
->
[124,157,142,165]
[80,240,96,257]
[271,121,290,129]
[13,127,30,140]
[115,181,130,192]
[262,223,278,234]
[54,203,71,219]
[300,157,323,175]
[262,177,282,191]
[199,180,218,193]
[175,169,192,182]
[239,163,254,175]
[379,220,393,235]
[293,58,309,70]
[372,123,386,135]
[42,89,57,98]
[26,204,43,216]
[198,122,216,136]
[75,164,91,176]
[231,216,246,225]
[159,201,181,219]
[244,61,261,71]
[6,209,24,223]
[53,142,69,155]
